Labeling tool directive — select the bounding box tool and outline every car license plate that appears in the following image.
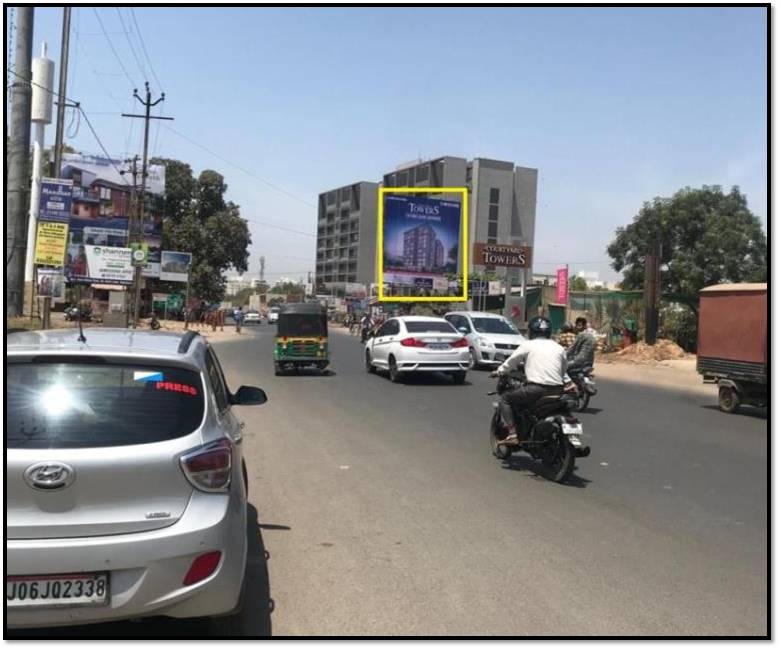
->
[427,343,450,350]
[562,423,583,436]
[6,573,109,609]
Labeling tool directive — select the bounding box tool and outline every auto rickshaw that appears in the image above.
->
[273,303,329,375]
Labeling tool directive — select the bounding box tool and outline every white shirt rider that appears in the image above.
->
[496,338,570,386]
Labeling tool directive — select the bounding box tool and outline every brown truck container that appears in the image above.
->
[697,283,767,413]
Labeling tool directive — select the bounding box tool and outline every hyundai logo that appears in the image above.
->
[23,462,76,491]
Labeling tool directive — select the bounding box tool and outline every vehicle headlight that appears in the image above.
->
[479,337,494,348]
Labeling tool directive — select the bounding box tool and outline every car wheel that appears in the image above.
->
[469,347,479,370]
[365,350,376,373]
[388,356,404,383]
[451,371,467,385]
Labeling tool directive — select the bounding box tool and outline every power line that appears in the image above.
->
[115,8,148,86]
[244,216,315,238]
[129,8,164,92]
[92,7,137,89]
[78,107,132,186]
[163,124,317,209]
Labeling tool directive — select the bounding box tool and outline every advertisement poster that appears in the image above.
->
[37,269,64,298]
[556,267,569,304]
[39,178,73,223]
[34,221,69,266]
[160,251,192,282]
[382,194,461,296]
[65,245,134,285]
[60,153,165,279]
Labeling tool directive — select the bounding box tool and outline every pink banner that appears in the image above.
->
[556,267,568,304]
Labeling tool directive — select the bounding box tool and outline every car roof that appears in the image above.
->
[445,311,507,319]
[6,328,207,365]
[394,315,449,322]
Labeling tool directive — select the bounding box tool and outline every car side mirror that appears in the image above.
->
[231,385,267,406]
[457,326,469,334]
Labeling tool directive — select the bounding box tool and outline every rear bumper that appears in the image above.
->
[399,361,469,372]
[6,490,247,628]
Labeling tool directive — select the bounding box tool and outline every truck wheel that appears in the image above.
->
[718,386,741,414]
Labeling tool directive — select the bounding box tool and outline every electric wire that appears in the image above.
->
[129,8,164,92]
[116,8,148,87]
[92,7,137,89]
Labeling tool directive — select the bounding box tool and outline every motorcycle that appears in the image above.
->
[568,366,597,412]
[488,370,590,483]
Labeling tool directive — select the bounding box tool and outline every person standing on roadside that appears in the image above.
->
[234,306,244,333]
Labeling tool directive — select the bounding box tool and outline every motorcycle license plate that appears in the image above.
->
[6,573,109,609]
[562,423,583,436]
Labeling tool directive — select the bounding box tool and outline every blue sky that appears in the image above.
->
[18,6,767,282]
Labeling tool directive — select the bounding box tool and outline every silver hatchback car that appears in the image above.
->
[6,328,267,629]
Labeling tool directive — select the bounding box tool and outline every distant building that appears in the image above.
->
[403,223,441,272]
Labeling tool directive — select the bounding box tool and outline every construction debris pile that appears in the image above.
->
[611,339,688,362]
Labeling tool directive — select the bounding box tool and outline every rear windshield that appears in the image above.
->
[471,317,520,335]
[7,362,205,449]
[277,314,327,337]
[405,321,456,334]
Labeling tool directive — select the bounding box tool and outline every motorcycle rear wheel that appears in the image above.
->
[490,411,512,460]
[575,391,590,412]
[540,434,575,483]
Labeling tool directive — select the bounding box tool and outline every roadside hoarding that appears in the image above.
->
[34,221,69,266]
[39,178,73,223]
[159,251,192,282]
[36,269,64,298]
[379,190,466,301]
[65,245,134,285]
[60,153,165,279]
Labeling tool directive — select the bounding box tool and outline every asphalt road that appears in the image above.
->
[15,323,767,637]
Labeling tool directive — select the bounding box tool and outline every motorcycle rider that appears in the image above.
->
[491,316,570,445]
[360,312,374,342]
[567,316,597,375]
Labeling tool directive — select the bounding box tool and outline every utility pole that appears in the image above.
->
[122,82,173,327]
[52,6,71,176]
[6,6,34,318]
[119,156,140,325]
[643,242,661,345]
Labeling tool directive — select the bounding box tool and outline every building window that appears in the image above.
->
[327,191,336,205]
[416,164,429,183]
[488,221,498,238]
[340,209,349,219]
[489,188,500,204]
[397,171,408,187]
[488,204,499,221]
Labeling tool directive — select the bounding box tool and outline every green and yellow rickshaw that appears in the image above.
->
[273,303,329,375]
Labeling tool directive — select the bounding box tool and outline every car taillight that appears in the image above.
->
[400,337,427,347]
[183,551,222,586]
[451,337,469,348]
[180,438,233,492]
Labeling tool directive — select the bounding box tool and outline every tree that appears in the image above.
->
[158,160,251,303]
[607,185,766,314]
[568,275,588,292]
[448,244,458,263]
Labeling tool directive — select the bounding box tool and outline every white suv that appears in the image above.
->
[444,311,525,369]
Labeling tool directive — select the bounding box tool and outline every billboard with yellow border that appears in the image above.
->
[377,187,468,302]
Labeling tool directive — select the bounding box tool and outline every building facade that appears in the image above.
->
[315,181,379,290]
[315,156,537,291]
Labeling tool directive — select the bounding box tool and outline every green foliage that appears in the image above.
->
[568,275,588,292]
[155,159,251,303]
[270,281,304,295]
[607,185,767,313]
[660,304,698,352]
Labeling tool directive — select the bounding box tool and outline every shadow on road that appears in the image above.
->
[500,455,592,488]
[392,373,473,387]
[9,505,273,639]
[274,368,336,377]
[700,404,767,420]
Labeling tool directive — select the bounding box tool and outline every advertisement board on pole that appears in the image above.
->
[36,269,65,298]
[34,221,69,266]
[160,251,192,283]
[556,267,569,304]
[472,243,532,268]
[380,190,466,300]
[39,178,74,223]
[65,245,135,285]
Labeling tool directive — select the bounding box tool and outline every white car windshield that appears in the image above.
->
[471,317,519,335]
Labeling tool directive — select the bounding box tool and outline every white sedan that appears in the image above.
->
[363,316,470,384]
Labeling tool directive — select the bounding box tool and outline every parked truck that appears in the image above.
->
[697,283,767,414]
